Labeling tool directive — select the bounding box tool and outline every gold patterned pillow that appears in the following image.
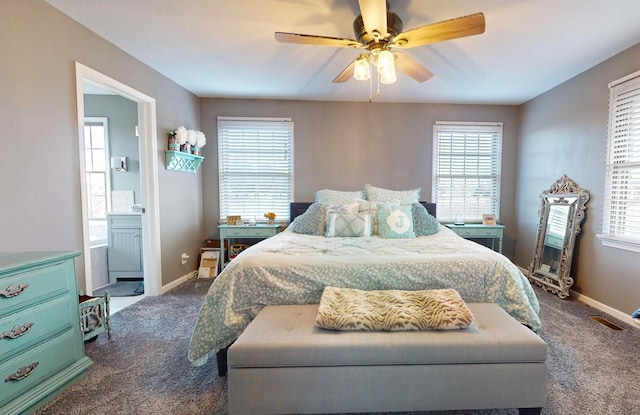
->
[315,286,474,331]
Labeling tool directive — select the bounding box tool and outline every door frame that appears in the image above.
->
[75,62,161,296]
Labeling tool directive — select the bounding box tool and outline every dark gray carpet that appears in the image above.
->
[36,280,640,415]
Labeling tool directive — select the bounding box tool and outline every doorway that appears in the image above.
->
[75,62,162,297]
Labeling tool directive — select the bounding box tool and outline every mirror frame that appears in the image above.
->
[528,175,590,298]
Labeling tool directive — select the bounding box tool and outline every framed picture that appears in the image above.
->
[482,214,496,225]
[199,248,220,278]
[226,215,241,225]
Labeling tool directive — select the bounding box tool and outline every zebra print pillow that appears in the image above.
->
[315,287,474,331]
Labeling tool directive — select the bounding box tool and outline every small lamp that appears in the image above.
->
[110,156,127,172]
[377,50,397,84]
[354,56,370,81]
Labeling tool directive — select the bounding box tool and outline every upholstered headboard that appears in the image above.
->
[290,202,437,222]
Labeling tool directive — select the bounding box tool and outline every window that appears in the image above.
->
[432,122,503,223]
[84,118,110,244]
[218,117,294,222]
[600,70,640,252]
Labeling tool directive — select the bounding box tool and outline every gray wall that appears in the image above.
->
[515,42,640,314]
[85,94,141,202]
[0,0,203,290]
[200,99,521,258]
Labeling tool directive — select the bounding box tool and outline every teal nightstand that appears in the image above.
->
[445,223,505,253]
[219,224,281,268]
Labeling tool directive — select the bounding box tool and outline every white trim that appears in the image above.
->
[608,68,640,88]
[596,234,640,253]
[435,121,503,126]
[159,271,197,294]
[518,266,639,329]
[75,62,162,297]
[217,116,292,122]
[571,291,640,329]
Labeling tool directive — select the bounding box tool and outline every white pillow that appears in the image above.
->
[364,184,420,205]
[315,189,366,205]
[326,212,372,237]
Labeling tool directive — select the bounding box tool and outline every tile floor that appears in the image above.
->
[109,295,144,315]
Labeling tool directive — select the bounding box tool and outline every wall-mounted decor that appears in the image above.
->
[168,126,206,155]
[165,150,204,173]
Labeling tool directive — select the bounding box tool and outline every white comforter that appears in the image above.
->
[188,226,541,366]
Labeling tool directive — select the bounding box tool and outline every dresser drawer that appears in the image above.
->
[457,228,502,237]
[0,262,72,317]
[224,227,276,238]
[0,329,81,407]
[0,296,74,362]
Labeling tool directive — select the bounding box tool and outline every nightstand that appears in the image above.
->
[219,224,281,268]
[445,224,505,253]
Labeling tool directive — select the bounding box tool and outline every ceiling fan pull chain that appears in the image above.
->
[376,70,381,98]
[369,62,373,102]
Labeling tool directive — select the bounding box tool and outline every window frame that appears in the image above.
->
[598,69,640,253]
[84,117,111,246]
[431,121,503,223]
[217,117,294,224]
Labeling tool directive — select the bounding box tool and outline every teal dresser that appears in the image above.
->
[0,251,93,415]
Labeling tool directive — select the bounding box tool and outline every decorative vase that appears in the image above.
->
[168,137,179,151]
[191,146,200,156]
[180,143,191,153]
[268,219,274,225]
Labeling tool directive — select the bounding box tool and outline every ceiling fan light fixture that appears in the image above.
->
[377,49,396,84]
[354,56,370,81]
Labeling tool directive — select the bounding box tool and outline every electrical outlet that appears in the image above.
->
[181,253,189,265]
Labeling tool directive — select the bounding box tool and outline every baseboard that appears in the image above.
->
[159,271,197,295]
[517,266,639,329]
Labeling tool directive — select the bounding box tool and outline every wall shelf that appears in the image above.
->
[165,150,204,173]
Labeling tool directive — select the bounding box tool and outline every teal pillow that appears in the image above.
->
[412,203,440,236]
[377,205,415,238]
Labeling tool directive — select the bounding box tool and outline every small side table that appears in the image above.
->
[445,223,505,253]
[219,224,281,268]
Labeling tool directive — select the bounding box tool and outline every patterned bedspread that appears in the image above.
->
[187,226,541,366]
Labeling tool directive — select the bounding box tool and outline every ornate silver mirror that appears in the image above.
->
[528,175,590,298]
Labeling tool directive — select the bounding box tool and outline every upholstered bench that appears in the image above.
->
[228,303,547,415]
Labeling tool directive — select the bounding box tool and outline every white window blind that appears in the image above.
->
[432,122,503,223]
[217,117,294,222]
[600,71,640,251]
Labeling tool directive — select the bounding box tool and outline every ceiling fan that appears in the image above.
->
[275,0,485,86]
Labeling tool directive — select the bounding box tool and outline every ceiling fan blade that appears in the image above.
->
[332,59,358,83]
[392,12,485,49]
[358,0,387,39]
[275,32,363,48]
[393,52,434,83]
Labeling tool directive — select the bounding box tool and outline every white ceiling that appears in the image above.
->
[47,0,640,105]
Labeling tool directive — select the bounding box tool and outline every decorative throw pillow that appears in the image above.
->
[364,184,420,205]
[315,189,366,205]
[323,202,359,223]
[288,203,325,235]
[356,198,400,235]
[326,212,372,237]
[376,204,415,238]
[412,203,440,236]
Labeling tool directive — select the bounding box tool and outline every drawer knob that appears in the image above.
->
[4,361,39,382]
[0,283,30,298]
[1,322,34,340]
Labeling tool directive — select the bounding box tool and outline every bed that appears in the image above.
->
[188,200,541,369]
